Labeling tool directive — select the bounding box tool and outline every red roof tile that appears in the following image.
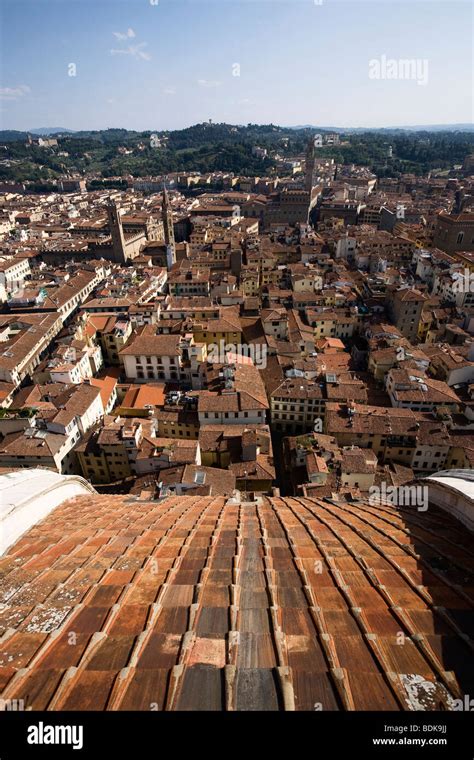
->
[1,492,473,711]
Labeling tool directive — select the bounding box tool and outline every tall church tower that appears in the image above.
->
[162,186,176,269]
[106,200,127,264]
[305,136,315,194]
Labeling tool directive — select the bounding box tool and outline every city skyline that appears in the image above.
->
[1,0,472,132]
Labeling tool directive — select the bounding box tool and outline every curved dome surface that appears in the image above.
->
[426,469,474,531]
[0,469,96,555]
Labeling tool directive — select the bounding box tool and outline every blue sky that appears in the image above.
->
[1,0,472,131]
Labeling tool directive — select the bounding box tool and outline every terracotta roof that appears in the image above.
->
[326,403,421,436]
[0,429,66,458]
[120,333,181,357]
[50,384,102,427]
[0,313,61,370]
[0,492,473,710]
[393,287,427,303]
[229,455,275,481]
[199,364,269,412]
[340,448,378,474]
[87,314,115,332]
[272,379,324,400]
[88,375,117,409]
[121,383,165,409]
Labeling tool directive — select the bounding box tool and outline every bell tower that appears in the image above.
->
[106,200,127,264]
[162,186,176,269]
[305,136,315,194]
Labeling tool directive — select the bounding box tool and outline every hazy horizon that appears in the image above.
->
[11,122,474,132]
[4,121,474,135]
[1,0,473,132]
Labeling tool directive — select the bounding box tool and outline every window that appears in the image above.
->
[456,232,464,245]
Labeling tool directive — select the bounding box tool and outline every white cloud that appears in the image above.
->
[0,85,31,101]
[110,42,151,61]
[163,87,176,95]
[113,28,136,41]
[197,79,221,88]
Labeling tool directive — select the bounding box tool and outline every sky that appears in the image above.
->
[0,0,473,132]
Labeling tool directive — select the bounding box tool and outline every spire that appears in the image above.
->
[305,136,317,226]
[305,136,315,194]
[162,185,176,269]
[106,200,127,264]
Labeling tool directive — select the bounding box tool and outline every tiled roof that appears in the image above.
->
[0,313,61,370]
[0,429,66,458]
[88,375,117,408]
[50,384,102,427]
[119,333,181,357]
[1,493,473,711]
[121,383,165,409]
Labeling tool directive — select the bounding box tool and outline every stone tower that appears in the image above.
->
[305,136,315,194]
[162,186,176,269]
[106,200,127,264]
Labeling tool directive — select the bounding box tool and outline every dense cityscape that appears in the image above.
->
[0,130,473,497]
